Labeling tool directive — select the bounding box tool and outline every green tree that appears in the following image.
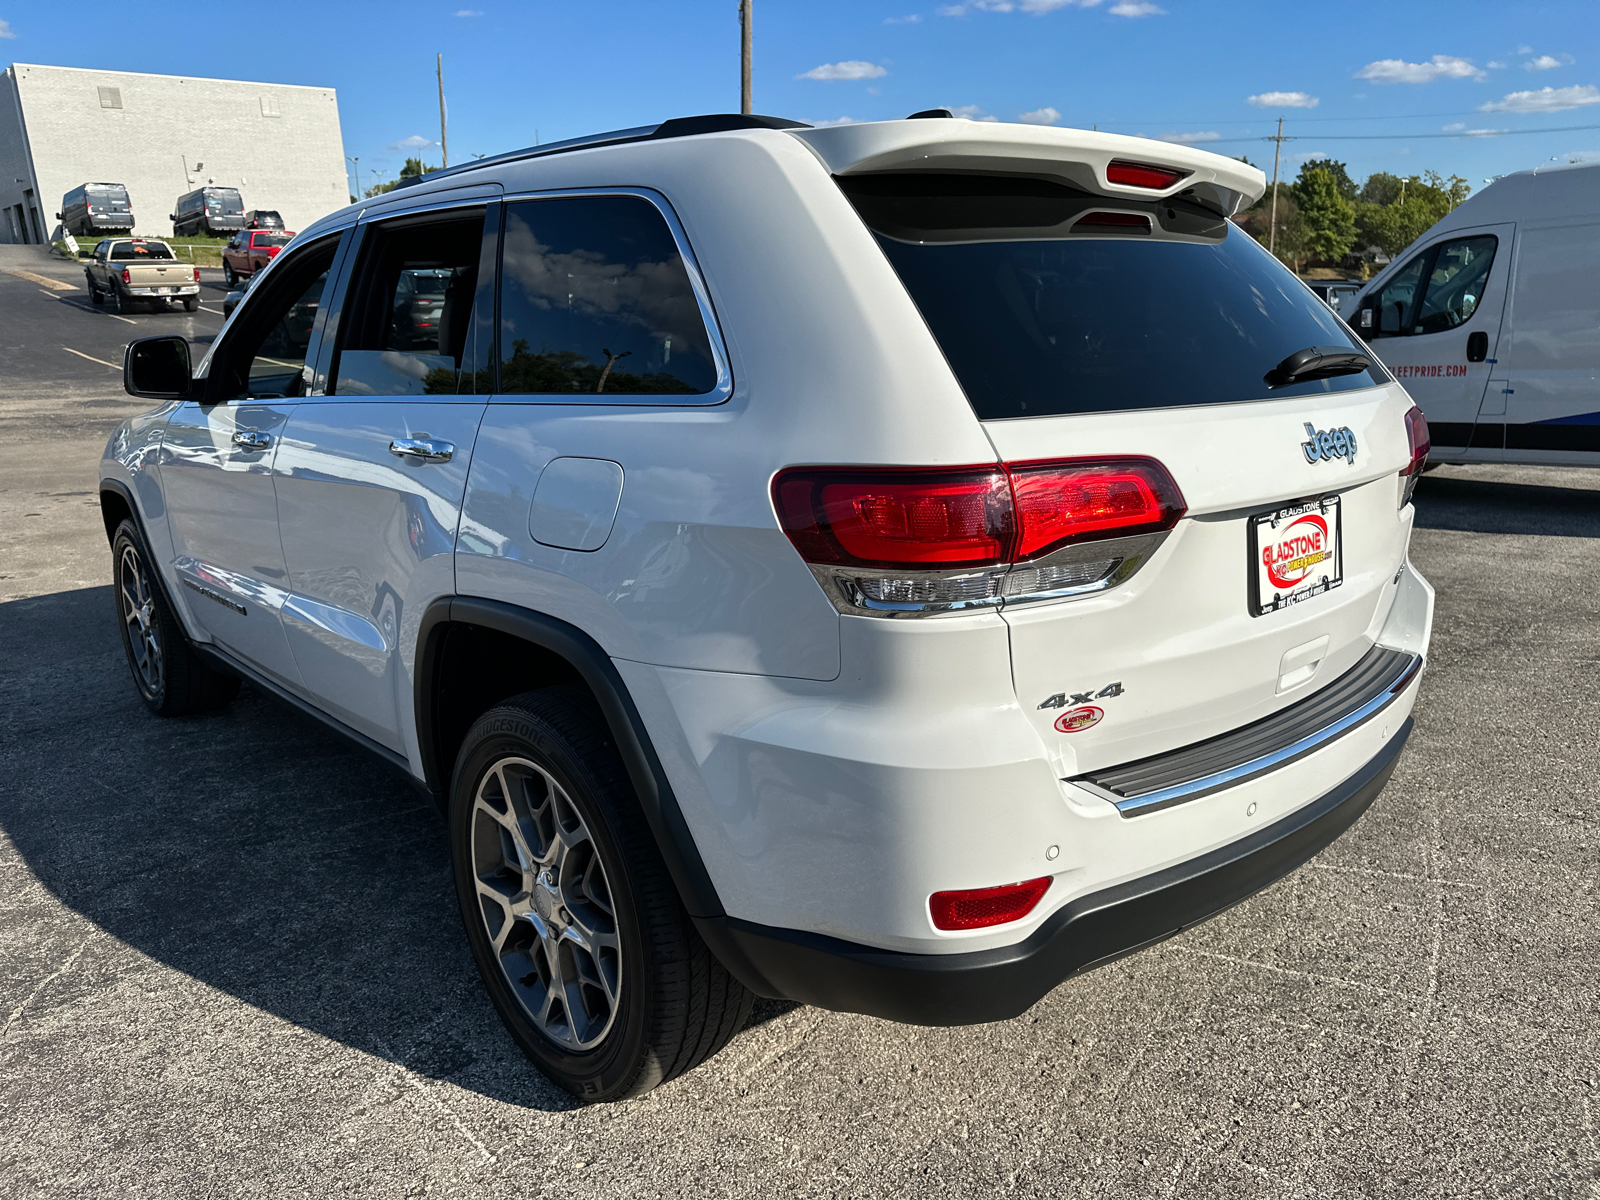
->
[1301,157,1357,202]
[1235,183,1312,270]
[1293,166,1358,262]
[363,157,441,199]
[1354,170,1471,256]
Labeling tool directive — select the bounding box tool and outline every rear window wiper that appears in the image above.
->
[1266,345,1370,389]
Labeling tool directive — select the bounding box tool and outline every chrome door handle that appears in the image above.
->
[232,430,273,451]
[388,437,454,464]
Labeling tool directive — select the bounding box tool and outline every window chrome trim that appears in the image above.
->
[1073,650,1422,818]
[489,185,734,407]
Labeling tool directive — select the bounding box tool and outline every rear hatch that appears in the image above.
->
[820,128,1418,777]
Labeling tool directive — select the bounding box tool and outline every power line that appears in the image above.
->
[1185,121,1600,146]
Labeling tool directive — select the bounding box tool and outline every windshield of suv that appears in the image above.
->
[207,191,244,214]
[110,241,174,260]
[840,173,1381,420]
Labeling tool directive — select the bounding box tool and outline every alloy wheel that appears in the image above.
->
[471,756,621,1051]
[118,543,162,697]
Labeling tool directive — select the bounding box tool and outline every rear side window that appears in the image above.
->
[497,194,720,397]
[840,174,1380,420]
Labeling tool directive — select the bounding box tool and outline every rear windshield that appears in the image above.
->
[252,232,292,247]
[110,242,174,260]
[86,184,129,204]
[840,174,1382,420]
[207,190,244,213]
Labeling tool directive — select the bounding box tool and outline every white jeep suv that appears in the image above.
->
[101,113,1434,1102]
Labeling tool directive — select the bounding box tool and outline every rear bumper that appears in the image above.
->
[127,285,199,297]
[695,718,1410,1026]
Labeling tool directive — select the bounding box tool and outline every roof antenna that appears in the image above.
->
[907,108,953,119]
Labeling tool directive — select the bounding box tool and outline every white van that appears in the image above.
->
[1349,159,1600,465]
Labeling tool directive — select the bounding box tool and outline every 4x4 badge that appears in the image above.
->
[1303,423,1358,466]
[1038,681,1123,710]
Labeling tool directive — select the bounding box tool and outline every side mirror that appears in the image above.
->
[124,336,193,400]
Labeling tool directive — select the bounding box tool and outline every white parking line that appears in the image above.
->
[62,346,121,370]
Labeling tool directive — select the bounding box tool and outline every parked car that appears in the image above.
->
[84,237,200,313]
[103,113,1434,1103]
[1348,159,1600,467]
[171,186,246,237]
[243,208,284,230]
[57,182,133,237]
[1303,280,1360,313]
[390,267,452,348]
[221,267,261,317]
[222,229,295,286]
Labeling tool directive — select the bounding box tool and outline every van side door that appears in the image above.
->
[1358,224,1514,459]
[1500,219,1600,464]
[269,201,497,752]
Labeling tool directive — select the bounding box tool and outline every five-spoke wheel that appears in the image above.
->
[117,541,163,699]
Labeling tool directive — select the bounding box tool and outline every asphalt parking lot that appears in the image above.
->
[1,241,1596,1198]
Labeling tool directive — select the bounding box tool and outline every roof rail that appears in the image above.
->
[390,113,810,192]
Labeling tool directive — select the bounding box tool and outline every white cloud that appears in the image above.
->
[883,13,921,22]
[1481,84,1600,113]
[388,134,436,151]
[1517,45,1533,56]
[1159,130,1221,144]
[811,116,860,127]
[1355,55,1487,84]
[1248,91,1320,109]
[455,8,483,15]
[798,61,887,81]
[1525,55,1562,71]
[1442,122,1466,131]
[1465,128,1508,136]
[0,18,15,38]
[940,0,1100,13]
[1018,106,1061,124]
[948,104,1000,122]
[1109,1,1164,14]
[1487,61,1507,70]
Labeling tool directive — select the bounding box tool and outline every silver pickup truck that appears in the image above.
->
[84,238,200,314]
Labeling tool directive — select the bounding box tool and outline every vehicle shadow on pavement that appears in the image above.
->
[1411,470,1600,538]
[0,584,670,1112]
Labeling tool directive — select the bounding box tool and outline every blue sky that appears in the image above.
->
[7,1,1600,196]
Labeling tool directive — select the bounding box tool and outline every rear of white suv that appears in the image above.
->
[102,113,1432,1102]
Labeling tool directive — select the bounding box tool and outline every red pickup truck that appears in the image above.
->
[221,229,295,286]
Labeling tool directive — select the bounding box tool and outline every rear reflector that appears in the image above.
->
[1106,160,1191,190]
[1073,211,1151,234]
[930,877,1051,931]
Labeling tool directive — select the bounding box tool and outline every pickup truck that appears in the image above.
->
[221,229,294,287]
[84,238,201,314]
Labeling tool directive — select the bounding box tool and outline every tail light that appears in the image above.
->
[930,877,1051,931]
[121,267,130,284]
[1106,160,1191,190]
[773,457,1184,615]
[1399,405,1430,507]
[192,267,201,282]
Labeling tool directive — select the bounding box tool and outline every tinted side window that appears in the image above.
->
[330,210,485,396]
[1413,235,1497,334]
[497,195,719,397]
[213,236,340,400]
[1371,251,1429,336]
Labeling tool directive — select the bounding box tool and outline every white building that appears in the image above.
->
[0,62,348,244]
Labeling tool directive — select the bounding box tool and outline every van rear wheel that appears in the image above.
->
[449,688,754,1102]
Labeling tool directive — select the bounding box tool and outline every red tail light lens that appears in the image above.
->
[930,877,1051,931]
[121,267,131,284]
[1106,159,1191,190]
[1073,211,1151,233]
[192,267,201,282]
[1400,405,1431,476]
[1009,458,1186,559]
[773,468,1012,568]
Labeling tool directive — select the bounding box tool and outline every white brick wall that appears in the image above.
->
[0,62,349,243]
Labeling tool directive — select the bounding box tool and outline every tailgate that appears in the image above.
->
[127,263,188,285]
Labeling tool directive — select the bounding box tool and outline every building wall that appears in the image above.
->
[0,69,43,243]
[7,63,348,242]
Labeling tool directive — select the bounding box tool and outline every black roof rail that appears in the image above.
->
[390,113,810,192]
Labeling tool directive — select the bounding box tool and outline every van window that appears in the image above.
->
[840,173,1380,420]
[1375,235,1498,337]
[329,210,485,396]
[206,190,244,214]
[496,195,719,396]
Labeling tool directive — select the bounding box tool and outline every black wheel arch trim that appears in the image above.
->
[416,596,725,919]
[693,718,1412,1026]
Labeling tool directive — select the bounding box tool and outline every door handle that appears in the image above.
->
[389,437,454,464]
[232,430,273,451]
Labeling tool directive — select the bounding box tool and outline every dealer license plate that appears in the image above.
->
[158,286,174,294]
[1248,495,1343,616]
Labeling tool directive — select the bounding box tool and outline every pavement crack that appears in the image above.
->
[1,930,92,1041]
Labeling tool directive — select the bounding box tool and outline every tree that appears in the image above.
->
[1293,167,1358,262]
[362,157,441,199]
[1354,170,1471,256]
[1301,157,1357,202]
[1234,183,1312,270]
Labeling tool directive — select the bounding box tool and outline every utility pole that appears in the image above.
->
[739,0,753,115]
[437,53,449,168]
[1267,116,1285,256]
[346,155,359,201]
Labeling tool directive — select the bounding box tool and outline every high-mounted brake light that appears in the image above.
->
[1105,160,1191,190]
[1073,211,1151,234]
[930,877,1051,931]
[1399,405,1430,507]
[773,457,1186,614]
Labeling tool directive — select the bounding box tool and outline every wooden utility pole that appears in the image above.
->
[1267,116,1284,255]
[739,0,753,115]
[437,53,449,168]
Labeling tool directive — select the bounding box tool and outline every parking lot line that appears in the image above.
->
[6,267,75,291]
[61,346,121,370]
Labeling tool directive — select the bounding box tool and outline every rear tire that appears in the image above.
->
[111,519,241,717]
[112,287,131,315]
[222,262,237,287]
[449,688,754,1102]
[183,297,198,313]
